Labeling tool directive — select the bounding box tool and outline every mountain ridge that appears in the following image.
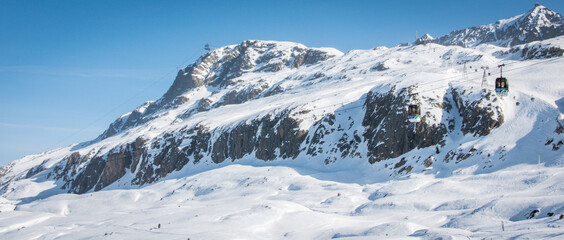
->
[1,5,563,197]
[427,4,564,47]
[97,40,342,140]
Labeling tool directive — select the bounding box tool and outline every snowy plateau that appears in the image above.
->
[1,4,564,240]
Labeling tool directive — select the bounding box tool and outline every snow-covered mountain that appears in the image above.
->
[98,40,341,140]
[1,4,564,239]
[1,5,564,197]
[432,3,564,47]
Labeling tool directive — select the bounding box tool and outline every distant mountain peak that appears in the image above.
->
[415,33,434,45]
[502,3,561,27]
[434,3,564,47]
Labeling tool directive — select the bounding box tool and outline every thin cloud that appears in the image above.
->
[0,122,102,133]
[0,65,166,80]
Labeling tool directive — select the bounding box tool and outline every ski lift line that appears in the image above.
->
[55,56,563,160]
[295,57,562,119]
[411,57,562,96]
[294,74,482,114]
[408,73,485,96]
[288,56,561,121]
[500,57,561,73]
[44,49,206,152]
[406,56,561,90]
[174,56,558,136]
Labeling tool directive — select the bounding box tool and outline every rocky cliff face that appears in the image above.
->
[433,4,564,47]
[38,79,507,194]
[4,5,564,195]
[450,86,503,136]
[98,40,340,140]
[362,88,447,163]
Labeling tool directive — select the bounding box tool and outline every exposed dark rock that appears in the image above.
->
[337,132,361,159]
[130,137,147,173]
[213,84,269,108]
[291,47,336,68]
[362,88,446,163]
[256,113,307,161]
[208,112,308,163]
[151,134,187,177]
[0,163,14,182]
[50,138,147,193]
[133,126,210,184]
[93,137,147,191]
[527,209,541,219]
[52,151,84,184]
[98,101,156,140]
[394,158,407,169]
[398,165,413,174]
[415,34,434,45]
[51,109,312,193]
[97,40,339,141]
[423,156,434,167]
[306,114,335,157]
[433,4,564,47]
[450,87,504,136]
[443,148,475,164]
[556,120,564,134]
[371,63,389,71]
[69,157,105,194]
[95,150,132,191]
[262,84,285,97]
[24,160,47,179]
[553,140,563,151]
[521,45,564,59]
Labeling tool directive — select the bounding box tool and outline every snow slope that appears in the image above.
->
[0,37,562,239]
[2,37,562,192]
[0,164,563,239]
[1,6,564,238]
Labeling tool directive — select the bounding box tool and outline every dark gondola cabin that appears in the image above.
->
[408,104,421,123]
[495,77,508,95]
[495,63,508,95]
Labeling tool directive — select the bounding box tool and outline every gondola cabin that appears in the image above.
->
[408,104,421,123]
[495,64,508,95]
[495,77,508,95]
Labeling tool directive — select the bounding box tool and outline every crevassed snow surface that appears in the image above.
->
[0,164,563,239]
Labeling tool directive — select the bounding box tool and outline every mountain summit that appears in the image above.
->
[434,3,564,47]
[415,33,434,45]
[98,40,342,140]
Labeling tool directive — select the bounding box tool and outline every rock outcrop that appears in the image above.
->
[362,88,447,163]
[97,40,341,140]
[433,4,564,47]
[450,86,503,136]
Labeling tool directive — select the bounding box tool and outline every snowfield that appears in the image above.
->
[1,38,563,238]
[2,6,564,238]
[0,164,563,239]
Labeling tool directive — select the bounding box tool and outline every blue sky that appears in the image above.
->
[1,0,563,166]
